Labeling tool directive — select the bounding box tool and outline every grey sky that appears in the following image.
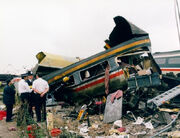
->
[0,0,179,74]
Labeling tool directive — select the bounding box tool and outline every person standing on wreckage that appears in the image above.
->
[108,16,133,47]
[32,73,49,122]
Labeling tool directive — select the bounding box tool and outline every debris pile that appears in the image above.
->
[43,91,180,137]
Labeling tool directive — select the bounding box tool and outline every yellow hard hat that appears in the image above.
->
[63,76,69,82]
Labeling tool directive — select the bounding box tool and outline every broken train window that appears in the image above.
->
[80,61,109,81]
[115,52,154,77]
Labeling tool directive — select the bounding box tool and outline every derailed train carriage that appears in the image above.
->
[153,50,180,76]
[43,19,162,108]
[153,50,180,89]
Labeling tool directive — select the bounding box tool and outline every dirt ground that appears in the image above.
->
[0,100,18,138]
[0,119,18,138]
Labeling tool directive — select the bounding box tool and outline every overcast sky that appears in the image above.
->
[0,0,180,74]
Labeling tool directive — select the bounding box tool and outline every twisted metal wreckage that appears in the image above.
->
[34,17,178,115]
[40,18,170,109]
[31,16,180,136]
[39,17,180,109]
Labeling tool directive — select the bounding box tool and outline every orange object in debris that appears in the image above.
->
[51,128,61,137]
[77,109,84,120]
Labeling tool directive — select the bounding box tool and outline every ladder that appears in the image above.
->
[147,85,180,107]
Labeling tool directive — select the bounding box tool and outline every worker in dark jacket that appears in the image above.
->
[109,16,133,47]
[3,78,16,122]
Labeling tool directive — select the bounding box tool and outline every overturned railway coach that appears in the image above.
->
[43,35,161,104]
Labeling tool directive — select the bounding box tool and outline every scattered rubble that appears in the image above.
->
[1,87,180,137]
[1,68,180,138]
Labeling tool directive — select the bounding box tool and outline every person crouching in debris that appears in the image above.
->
[3,78,16,122]
[108,16,133,47]
[32,73,49,122]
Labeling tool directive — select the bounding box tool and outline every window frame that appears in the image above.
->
[80,60,109,81]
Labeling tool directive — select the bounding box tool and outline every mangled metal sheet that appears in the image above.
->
[32,51,79,76]
[103,91,123,123]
